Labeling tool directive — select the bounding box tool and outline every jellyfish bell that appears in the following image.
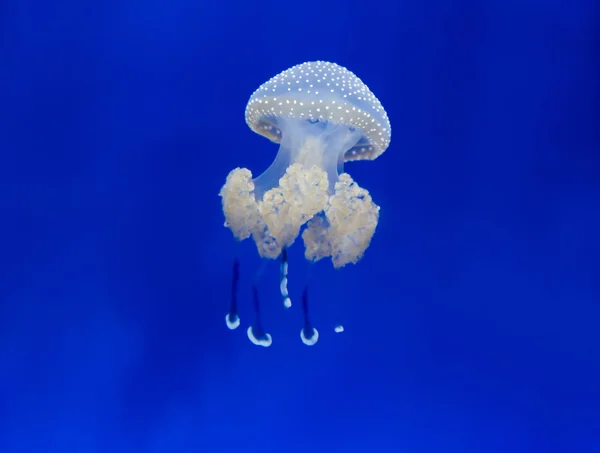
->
[219,61,391,346]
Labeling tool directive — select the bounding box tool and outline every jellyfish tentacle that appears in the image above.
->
[225,257,241,330]
[280,248,292,308]
[247,263,272,347]
[300,285,319,346]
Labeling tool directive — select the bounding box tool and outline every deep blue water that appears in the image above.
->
[1,1,599,452]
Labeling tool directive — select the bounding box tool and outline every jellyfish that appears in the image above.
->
[220,61,391,347]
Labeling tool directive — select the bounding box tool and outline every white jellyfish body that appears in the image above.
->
[220,61,391,346]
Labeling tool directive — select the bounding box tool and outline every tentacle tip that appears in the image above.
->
[301,327,319,346]
[225,313,240,330]
[247,326,273,347]
[283,297,292,309]
[334,324,344,333]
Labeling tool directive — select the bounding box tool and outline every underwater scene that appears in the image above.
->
[2,0,599,452]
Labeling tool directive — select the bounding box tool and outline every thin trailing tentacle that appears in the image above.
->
[225,258,241,330]
[247,260,272,347]
[300,284,319,346]
[280,248,291,308]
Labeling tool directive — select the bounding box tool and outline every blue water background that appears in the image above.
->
[1,1,599,452]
